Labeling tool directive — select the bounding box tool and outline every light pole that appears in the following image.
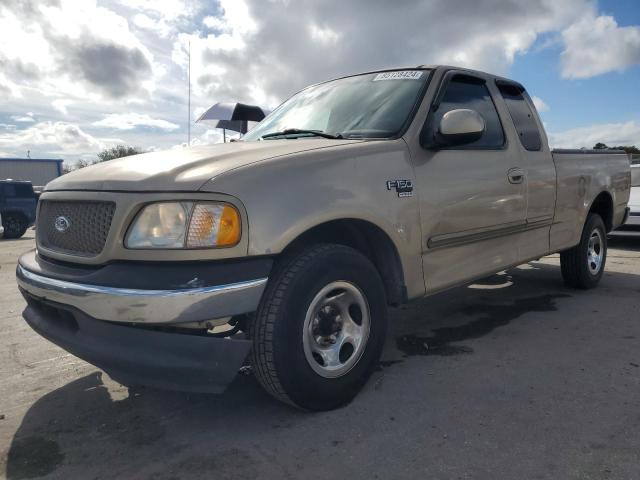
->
[187,41,191,146]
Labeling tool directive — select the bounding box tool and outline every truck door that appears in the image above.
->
[409,72,527,293]
[496,80,556,259]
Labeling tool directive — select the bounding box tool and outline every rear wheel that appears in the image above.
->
[560,213,607,289]
[2,214,27,239]
[251,244,387,410]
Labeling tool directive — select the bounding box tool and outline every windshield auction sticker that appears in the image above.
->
[373,71,423,81]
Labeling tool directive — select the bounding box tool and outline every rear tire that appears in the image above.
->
[2,214,27,239]
[251,244,387,411]
[560,213,607,289]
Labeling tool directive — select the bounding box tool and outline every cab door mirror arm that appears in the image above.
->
[419,70,487,150]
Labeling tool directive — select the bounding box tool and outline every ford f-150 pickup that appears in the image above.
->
[16,65,631,410]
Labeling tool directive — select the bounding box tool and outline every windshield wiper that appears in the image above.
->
[261,128,343,140]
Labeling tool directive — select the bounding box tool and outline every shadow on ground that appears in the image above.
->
[4,261,640,479]
[4,372,281,479]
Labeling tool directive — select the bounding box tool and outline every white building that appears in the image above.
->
[0,158,63,188]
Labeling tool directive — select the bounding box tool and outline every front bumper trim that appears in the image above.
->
[17,264,267,325]
[22,300,251,393]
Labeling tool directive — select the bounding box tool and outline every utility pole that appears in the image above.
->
[187,41,191,146]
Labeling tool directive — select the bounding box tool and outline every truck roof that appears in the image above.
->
[418,65,526,89]
[322,65,527,94]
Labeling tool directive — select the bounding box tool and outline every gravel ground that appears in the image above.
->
[1,232,639,480]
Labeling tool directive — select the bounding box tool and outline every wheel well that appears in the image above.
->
[281,220,407,306]
[589,192,614,232]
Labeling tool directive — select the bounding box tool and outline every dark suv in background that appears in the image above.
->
[0,180,37,239]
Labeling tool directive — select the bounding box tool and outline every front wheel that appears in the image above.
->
[251,244,387,410]
[2,214,27,239]
[560,213,607,289]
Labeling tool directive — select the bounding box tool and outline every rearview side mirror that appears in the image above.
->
[437,109,485,146]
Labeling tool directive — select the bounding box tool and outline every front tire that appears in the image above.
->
[251,244,387,411]
[560,213,607,289]
[2,214,27,239]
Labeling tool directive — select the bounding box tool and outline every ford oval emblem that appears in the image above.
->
[54,216,71,233]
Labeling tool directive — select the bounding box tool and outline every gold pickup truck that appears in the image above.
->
[16,65,631,410]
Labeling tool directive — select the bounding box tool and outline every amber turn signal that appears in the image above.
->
[186,203,241,248]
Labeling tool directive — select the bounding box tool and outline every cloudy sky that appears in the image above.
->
[0,0,639,165]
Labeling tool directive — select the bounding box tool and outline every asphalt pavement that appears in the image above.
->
[1,232,639,479]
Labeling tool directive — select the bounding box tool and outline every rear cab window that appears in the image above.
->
[496,80,542,151]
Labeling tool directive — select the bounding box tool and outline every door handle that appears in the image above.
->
[507,168,525,184]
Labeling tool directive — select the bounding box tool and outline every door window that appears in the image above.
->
[435,76,505,149]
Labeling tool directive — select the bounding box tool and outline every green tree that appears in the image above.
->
[97,145,143,162]
[592,143,640,154]
[62,158,90,174]
[62,145,143,174]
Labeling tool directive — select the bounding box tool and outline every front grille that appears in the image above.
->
[37,200,116,256]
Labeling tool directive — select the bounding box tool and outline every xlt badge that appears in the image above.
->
[386,179,413,198]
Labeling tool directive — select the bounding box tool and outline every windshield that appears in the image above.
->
[243,69,430,141]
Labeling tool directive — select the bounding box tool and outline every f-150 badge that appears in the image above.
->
[386,179,413,197]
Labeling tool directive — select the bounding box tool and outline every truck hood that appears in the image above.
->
[46,139,362,192]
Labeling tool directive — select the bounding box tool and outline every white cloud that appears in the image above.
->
[531,96,550,113]
[52,99,73,115]
[116,0,190,19]
[0,121,121,158]
[548,121,640,149]
[171,126,239,150]
[93,113,180,131]
[561,14,640,78]
[133,13,171,37]
[180,0,592,110]
[309,24,341,45]
[203,15,227,31]
[1,0,639,163]
[194,128,239,145]
[11,114,35,123]
[0,1,156,100]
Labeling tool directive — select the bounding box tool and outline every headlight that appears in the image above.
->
[125,202,241,249]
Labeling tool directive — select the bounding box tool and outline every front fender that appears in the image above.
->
[200,140,426,299]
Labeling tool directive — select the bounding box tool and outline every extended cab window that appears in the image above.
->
[497,83,542,151]
[435,77,505,149]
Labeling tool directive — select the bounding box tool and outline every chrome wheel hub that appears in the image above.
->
[587,229,604,275]
[303,281,370,378]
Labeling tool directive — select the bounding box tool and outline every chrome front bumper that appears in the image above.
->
[16,263,268,325]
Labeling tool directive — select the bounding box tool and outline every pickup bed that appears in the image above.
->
[16,65,631,410]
